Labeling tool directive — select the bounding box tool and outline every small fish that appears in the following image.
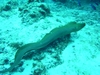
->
[95,2,98,6]
[77,0,81,6]
[90,4,96,10]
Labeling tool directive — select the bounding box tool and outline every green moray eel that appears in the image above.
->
[0,22,85,73]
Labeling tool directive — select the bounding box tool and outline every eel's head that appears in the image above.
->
[73,22,85,32]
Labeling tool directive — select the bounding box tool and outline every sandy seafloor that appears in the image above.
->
[0,2,100,75]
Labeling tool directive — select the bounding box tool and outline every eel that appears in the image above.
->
[0,22,85,73]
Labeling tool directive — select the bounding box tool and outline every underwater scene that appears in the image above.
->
[0,0,100,75]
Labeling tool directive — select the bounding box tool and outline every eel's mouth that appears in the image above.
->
[74,23,85,31]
